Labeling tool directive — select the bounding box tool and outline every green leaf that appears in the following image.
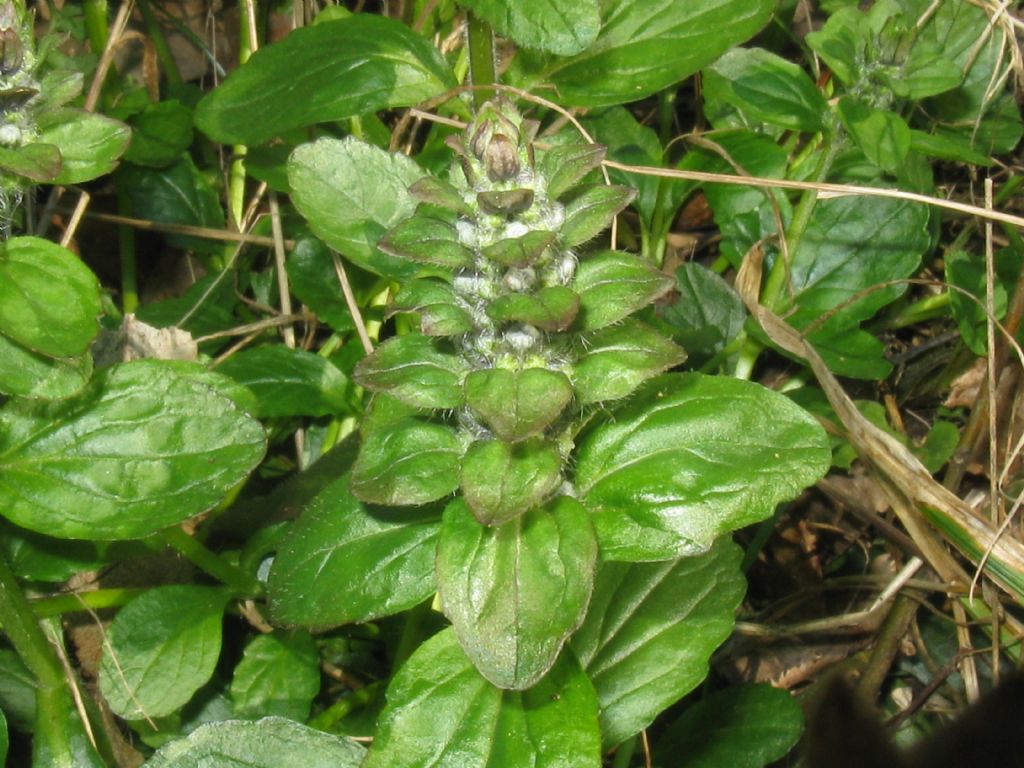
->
[268,472,439,626]
[119,154,225,254]
[0,360,266,540]
[286,238,354,332]
[195,15,456,145]
[837,97,911,174]
[464,367,573,441]
[365,628,601,767]
[216,346,352,418]
[805,7,864,85]
[0,236,100,357]
[511,0,774,107]
[354,334,468,409]
[460,439,563,526]
[573,250,674,331]
[288,137,425,279]
[560,185,635,247]
[390,278,474,336]
[0,142,61,182]
[0,707,6,765]
[538,142,606,200]
[486,285,580,331]
[0,648,35,733]
[704,47,827,132]
[481,230,556,267]
[350,415,462,505]
[33,685,106,768]
[573,319,685,404]
[570,539,745,748]
[36,108,130,183]
[121,100,193,167]
[100,586,230,720]
[782,197,930,353]
[576,373,830,560]
[230,631,321,721]
[0,334,92,399]
[379,210,474,269]
[458,0,600,56]
[142,717,366,768]
[659,262,746,362]
[654,684,804,768]
[409,175,472,215]
[437,498,597,689]
[945,249,1011,355]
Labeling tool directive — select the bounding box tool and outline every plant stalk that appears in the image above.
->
[466,12,496,109]
[159,527,262,598]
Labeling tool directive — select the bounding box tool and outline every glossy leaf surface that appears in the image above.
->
[354,334,468,409]
[288,137,424,279]
[142,718,366,768]
[464,367,573,441]
[460,439,562,526]
[571,538,744,747]
[573,250,674,331]
[0,236,100,358]
[576,373,830,560]
[269,472,439,627]
[458,0,600,56]
[365,628,601,767]
[0,361,266,540]
[37,108,130,183]
[230,631,321,721]
[573,319,686,404]
[195,15,456,145]
[437,498,597,689]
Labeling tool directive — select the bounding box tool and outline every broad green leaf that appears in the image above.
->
[945,248,1014,355]
[570,538,744,747]
[576,373,830,560]
[195,15,456,145]
[0,707,6,765]
[0,236,100,357]
[464,367,573,441]
[659,262,746,362]
[481,230,556,267]
[0,142,61,182]
[36,108,130,183]
[805,7,864,85]
[286,238,354,332]
[511,0,774,107]
[390,278,474,336]
[354,333,468,409]
[288,137,424,279]
[487,285,580,331]
[365,628,601,768]
[909,129,991,166]
[837,97,911,174]
[100,586,230,720]
[142,717,366,768]
[121,100,193,167]
[704,47,827,132]
[216,346,352,418]
[230,631,321,721]
[437,498,597,689]
[379,210,474,268]
[654,684,804,768]
[458,0,600,56]
[119,154,225,254]
[560,185,635,247]
[782,197,930,341]
[0,334,92,399]
[1,517,138,582]
[350,416,462,505]
[573,250,674,331]
[0,648,34,733]
[538,142,606,200]
[460,439,563,526]
[409,176,471,215]
[268,472,439,626]
[0,360,266,540]
[573,319,686,404]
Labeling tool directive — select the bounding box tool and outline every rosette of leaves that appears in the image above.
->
[272,82,829,768]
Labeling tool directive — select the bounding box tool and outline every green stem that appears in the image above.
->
[29,588,147,619]
[883,292,950,330]
[228,2,257,227]
[466,12,496,109]
[117,183,138,313]
[307,682,382,730]
[137,0,184,88]
[159,527,262,598]
[392,598,433,672]
[0,554,63,689]
[81,0,109,64]
[610,735,637,768]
